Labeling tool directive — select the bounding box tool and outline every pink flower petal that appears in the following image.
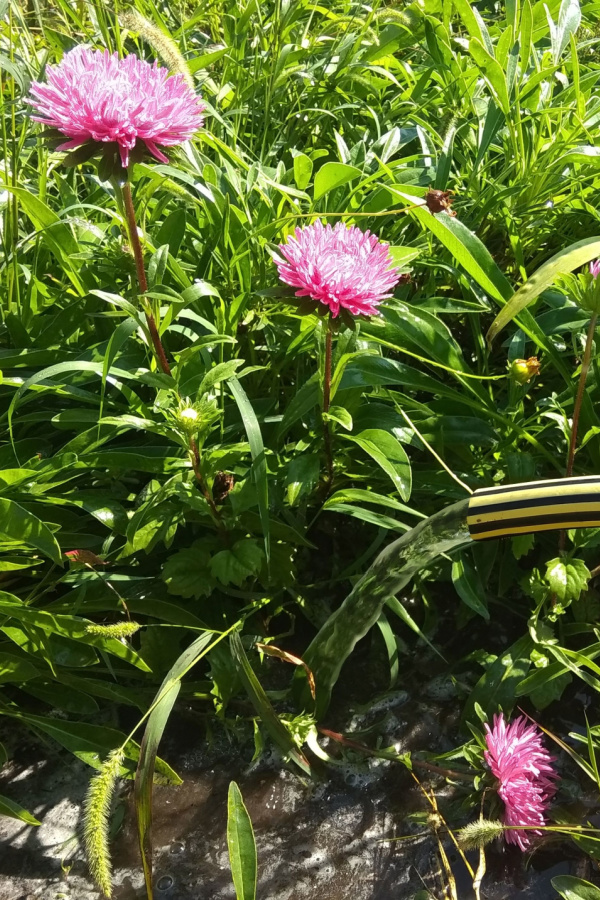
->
[484,713,559,850]
[274,220,401,318]
[28,46,205,167]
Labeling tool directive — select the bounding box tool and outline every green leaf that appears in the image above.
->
[198,360,244,396]
[452,555,489,620]
[293,153,313,190]
[0,710,180,783]
[545,557,590,606]
[548,0,581,63]
[162,541,216,599]
[135,631,214,900]
[552,876,600,900]
[345,429,412,500]
[387,246,421,268]
[0,793,41,826]
[0,499,62,563]
[487,237,600,342]
[3,187,84,294]
[462,635,532,725]
[285,454,321,507]
[313,162,361,200]
[323,406,353,431]
[390,187,513,304]
[468,37,510,113]
[0,653,40,684]
[227,782,257,900]
[229,378,270,563]
[210,539,264,586]
[230,632,310,774]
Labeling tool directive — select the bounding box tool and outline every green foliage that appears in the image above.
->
[4,0,600,886]
[227,781,257,900]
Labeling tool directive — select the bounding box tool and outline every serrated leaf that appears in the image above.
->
[210,539,264,586]
[545,557,590,606]
[162,540,216,599]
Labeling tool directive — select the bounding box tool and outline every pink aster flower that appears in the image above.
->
[28,46,205,168]
[590,259,600,279]
[484,713,558,851]
[274,220,400,317]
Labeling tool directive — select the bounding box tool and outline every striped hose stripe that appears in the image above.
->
[467,477,600,540]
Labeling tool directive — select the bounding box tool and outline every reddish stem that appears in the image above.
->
[559,312,597,552]
[318,727,473,782]
[322,319,334,488]
[190,436,223,527]
[122,180,172,378]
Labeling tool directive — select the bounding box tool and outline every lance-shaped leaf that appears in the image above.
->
[487,237,600,343]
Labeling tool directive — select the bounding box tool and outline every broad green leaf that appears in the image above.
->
[345,430,412,500]
[293,153,313,190]
[552,876,600,900]
[452,555,489,620]
[162,541,216,599]
[323,406,353,431]
[462,635,532,725]
[0,499,62,563]
[227,782,257,900]
[548,0,581,63]
[210,539,264,586]
[313,162,361,200]
[545,557,590,606]
[285,454,321,507]
[469,38,510,113]
[0,711,180,783]
[389,187,513,304]
[487,237,600,342]
[0,794,41,826]
[3,187,84,294]
[0,653,39,684]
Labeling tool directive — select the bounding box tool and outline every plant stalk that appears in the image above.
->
[322,317,334,488]
[190,436,224,527]
[121,180,172,378]
[566,312,597,478]
[559,312,597,553]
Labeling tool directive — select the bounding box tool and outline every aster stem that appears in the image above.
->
[566,312,597,479]
[189,435,223,527]
[121,179,172,378]
[559,312,597,553]
[322,317,334,489]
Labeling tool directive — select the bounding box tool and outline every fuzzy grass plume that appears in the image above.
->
[83,748,125,898]
[86,622,141,639]
[120,9,195,90]
[457,819,505,850]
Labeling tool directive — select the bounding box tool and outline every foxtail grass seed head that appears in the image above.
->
[84,748,125,898]
[28,46,205,169]
[484,713,559,850]
[457,819,505,850]
[119,10,195,90]
[275,220,400,317]
[86,622,141,639]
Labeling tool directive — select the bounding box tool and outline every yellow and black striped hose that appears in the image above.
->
[467,475,600,541]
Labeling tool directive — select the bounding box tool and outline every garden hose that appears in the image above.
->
[467,475,600,541]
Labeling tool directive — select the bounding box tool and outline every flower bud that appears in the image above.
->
[509,357,541,385]
[178,406,200,434]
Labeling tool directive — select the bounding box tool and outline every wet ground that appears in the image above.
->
[1,672,598,900]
